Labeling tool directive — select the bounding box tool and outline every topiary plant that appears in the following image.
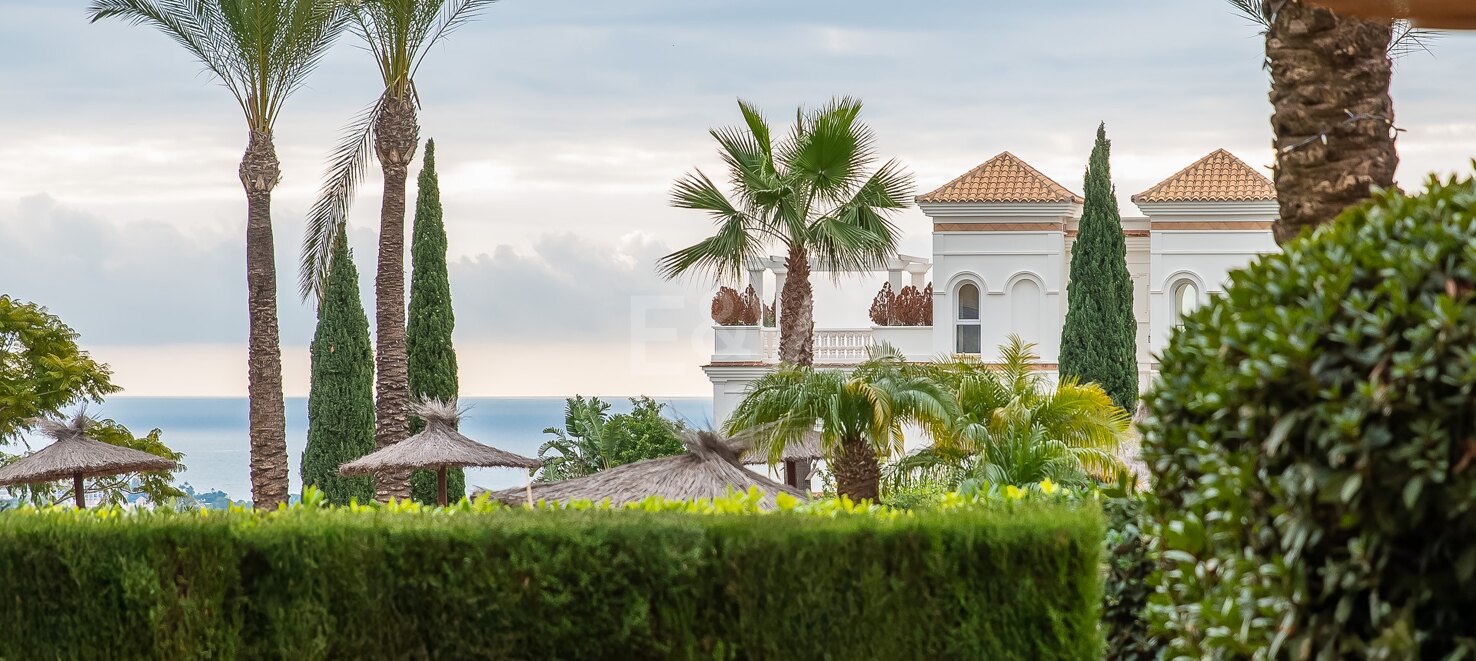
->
[711,286,743,325]
[1142,175,1476,659]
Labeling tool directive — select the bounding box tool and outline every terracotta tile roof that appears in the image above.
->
[917,152,1083,204]
[1132,149,1276,203]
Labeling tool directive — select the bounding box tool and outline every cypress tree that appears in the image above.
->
[1059,123,1138,411]
[302,231,376,505]
[407,139,465,504]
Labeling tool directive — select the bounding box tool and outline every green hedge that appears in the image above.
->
[0,505,1101,660]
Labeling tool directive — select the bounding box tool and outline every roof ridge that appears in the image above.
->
[1131,149,1275,204]
[917,152,1083,205]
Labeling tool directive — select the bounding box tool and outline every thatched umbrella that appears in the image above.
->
[739,429,823,490]
[1315,0,1476,28]
[486,429,807,509]
[0,413,176,508]
[339,400,540,506]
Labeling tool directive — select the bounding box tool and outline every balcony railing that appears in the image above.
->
[713,326,933,365]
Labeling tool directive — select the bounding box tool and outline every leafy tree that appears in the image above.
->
[89,0,347,509]
[657,97,912,366]
[1059,124,1137,411]
[537,397,685,482]
[301,232,376,505]
[726,347,955,502]
[885,336,1130,491]
[1227,1,1417,242]
[406,140,463,504]
[0,296,116,442]
[300,0,500,501]
[1,418,184,507]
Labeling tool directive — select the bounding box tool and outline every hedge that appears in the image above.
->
[0,503,1102,660]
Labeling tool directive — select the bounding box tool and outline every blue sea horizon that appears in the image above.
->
[59,396,715,502]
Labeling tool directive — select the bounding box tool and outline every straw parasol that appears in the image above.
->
[0,412,177,508]
[485,429,807,509]
[1314,0,1476,28]
[339,399,540,506]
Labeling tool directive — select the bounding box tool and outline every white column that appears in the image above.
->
[747,267,766,302]
[772,267,788,328]
[887,268,904,290]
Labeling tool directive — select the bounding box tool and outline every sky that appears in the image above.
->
[2,1,1475,398]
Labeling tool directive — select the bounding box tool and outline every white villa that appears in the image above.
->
[704,148,1279,425]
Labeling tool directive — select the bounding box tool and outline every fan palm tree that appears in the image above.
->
[658,97,913,366]
[88,0,346,509]
[1228,1,1431,243]
[726,346,954,501]
[887,336,1129,490]
[298,0,499,501]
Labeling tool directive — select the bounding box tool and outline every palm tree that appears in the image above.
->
[658,97,913,366]
[887,336,1129,490]
[88,0,345,509]
[1228,1,1430,243]
[298,0,499,501]
[726,347,954,501]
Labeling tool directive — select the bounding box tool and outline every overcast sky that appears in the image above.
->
[3,1,1474,397]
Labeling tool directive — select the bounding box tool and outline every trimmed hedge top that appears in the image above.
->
[1143,176,1476,658]
[0,493,1103,660]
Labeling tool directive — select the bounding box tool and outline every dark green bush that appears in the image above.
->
[1099,485,1161,661]
[1143,176,1476,658]
[0,505,1102,660]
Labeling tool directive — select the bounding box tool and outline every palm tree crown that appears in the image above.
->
[889,337,1130,490]
[657,97,912,282]
[88,0,346,134]
[726,346,954,501]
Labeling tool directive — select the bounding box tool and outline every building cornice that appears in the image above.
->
[919,202,1081,219]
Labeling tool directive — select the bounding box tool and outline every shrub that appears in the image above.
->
[711,286,742,325]
[869,281,896,325]
[870,282,933,326]
[1143,176,1476,658]
[0,497,1103,660]
[710,286,760,326]
[737,284,761,326]
[1099,482,1161,661]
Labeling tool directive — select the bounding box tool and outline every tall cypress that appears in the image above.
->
[302,231,376,505]
[407,139,465,504]
[1059,123,1137,411]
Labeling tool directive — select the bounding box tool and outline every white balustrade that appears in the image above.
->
[813,329,874,364]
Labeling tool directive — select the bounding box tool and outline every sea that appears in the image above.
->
[57,396,714,503]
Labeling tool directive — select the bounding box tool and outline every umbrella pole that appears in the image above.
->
[525,472,533,507]
[73,474,85,509]
[437,467,448,507]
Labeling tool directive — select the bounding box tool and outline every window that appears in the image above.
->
[956,282,981,354]
[1171,280,1199,327]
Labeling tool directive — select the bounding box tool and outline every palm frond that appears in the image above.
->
[299,97,383,301]
[413,0,500,77]
[657,171,763,281]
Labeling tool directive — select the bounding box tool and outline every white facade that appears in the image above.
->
[703,149,1279,427]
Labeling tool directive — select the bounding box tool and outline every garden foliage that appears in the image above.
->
[710,285,762,326]
[0,296,116,442]
[1144,176,1476,658]
[537,396,686,482]
[868,282,932,326]
[0,490,1102,660]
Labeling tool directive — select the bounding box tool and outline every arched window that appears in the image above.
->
[1171,280,1199,327]
[956,282,981,354]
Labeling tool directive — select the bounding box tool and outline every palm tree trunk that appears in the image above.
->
[240,130,289,510]
[777,243,815,366]
[831,435,880,502]
[1265,0,1396,244]
[372,94,419,502]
